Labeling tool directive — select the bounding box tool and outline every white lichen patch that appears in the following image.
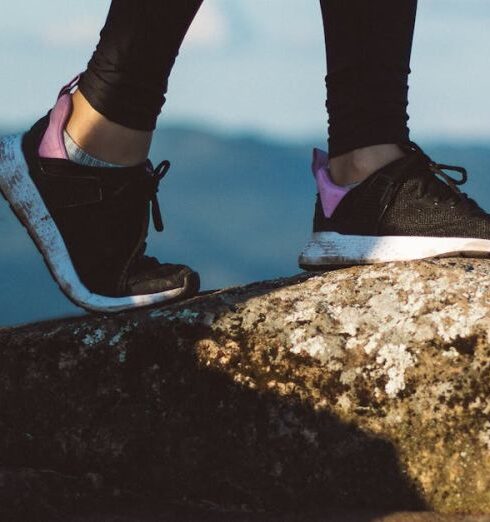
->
[290,332,326,359]
[339,369,357,386]
[412,323,436,343]
[345,336,362,351]
[109,325,133,347]
[289,328,344,368]
[425,276,452,293]
[361,333,383,355]
[328,304,363,336]
[82,328,106,347]
[427,304,488,342]
[45,326,64,337]
[395,270,425,293]
[150,308,201,323]
[149,309,170,319]
[375,343,416,398]
[366,288,402,317]
[171,309,200,322]
[441,346,460,359]
[284,304,316,324]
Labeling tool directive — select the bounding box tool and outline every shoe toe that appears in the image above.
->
[126,263,200,296]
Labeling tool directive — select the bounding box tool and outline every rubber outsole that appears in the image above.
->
[0,133,199,314]
[299,231,490,270]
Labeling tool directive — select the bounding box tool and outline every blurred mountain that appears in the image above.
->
[1,125,490,327]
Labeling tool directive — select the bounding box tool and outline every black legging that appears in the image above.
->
[79,0,417,158]
[322,0,417,157]
[79,1,204,131]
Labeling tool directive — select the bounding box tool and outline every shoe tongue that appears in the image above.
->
[38,94,72,160]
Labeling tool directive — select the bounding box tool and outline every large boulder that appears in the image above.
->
[1,258,490,518]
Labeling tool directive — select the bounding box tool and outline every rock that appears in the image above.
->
[1,258,490,519]
[69,509,490,522]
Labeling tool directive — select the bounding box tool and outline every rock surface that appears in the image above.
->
[1,258,490,519]
[69,509,490,522]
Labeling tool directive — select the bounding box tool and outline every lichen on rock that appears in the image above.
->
[1,258,490,517]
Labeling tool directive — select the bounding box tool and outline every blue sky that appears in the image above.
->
[1,1,490,143]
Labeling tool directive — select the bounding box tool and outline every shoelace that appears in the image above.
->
[127,160,172,275]
[408,142,467,188]
[406,142,479,209]
[147,159,171,232]
[428,161,467,189]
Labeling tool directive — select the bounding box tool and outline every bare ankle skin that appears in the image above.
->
[329,144,405,186]
[66,90,152,166]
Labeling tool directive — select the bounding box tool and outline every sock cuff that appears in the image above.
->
[63,131,123,168]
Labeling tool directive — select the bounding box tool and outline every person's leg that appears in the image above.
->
[299,0,490,269]
[66,92,152,166]
[0,0,203,312]
[68,0,203,166]
[321,0,417,186]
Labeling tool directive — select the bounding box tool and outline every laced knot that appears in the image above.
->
[428,161,467,190]
[146,159,170,232]
[407,142,468,193]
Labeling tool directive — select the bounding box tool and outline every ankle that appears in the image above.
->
[66,90,152,166]
[329,144,405,186]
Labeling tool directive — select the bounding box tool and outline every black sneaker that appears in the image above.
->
[0,80,199,313]
[299,143,490,269]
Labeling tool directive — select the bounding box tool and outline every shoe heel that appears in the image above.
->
[0,133,25,192]
[0,133,33,221]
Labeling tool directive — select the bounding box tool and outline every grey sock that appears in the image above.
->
[345,180,361,189]
[63,130,123,168]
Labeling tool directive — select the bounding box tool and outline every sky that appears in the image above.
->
[1,0,490,143]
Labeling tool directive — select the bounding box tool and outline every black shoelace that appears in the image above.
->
[128,159,173,274]
[147,159,171,232]
[407,142,480,211]
[428,161,467,190]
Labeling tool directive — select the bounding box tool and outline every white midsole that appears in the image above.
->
[0,133,186,313]
[299,231,490,266]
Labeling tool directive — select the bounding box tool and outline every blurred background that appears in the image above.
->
[1,0,490,326]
